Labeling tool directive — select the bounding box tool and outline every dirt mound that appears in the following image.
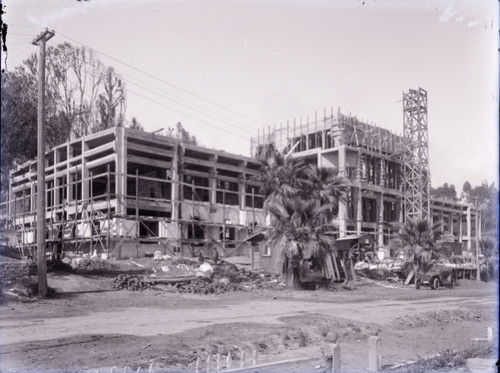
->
[392,309,484,329]
[112,274,152,291]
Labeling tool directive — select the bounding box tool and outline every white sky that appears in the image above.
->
[2,0,498,192]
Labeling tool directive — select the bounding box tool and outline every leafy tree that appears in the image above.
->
[128,117,144,131]
[96,66,126,131]
[479,236,498,282]
[461,181,472,202]
[165,122,198,145]
[0,70,38,189]
[466,181,498,234]
[431,183,457,201]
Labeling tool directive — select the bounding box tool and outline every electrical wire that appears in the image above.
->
[5,26,263,139]
[56,31,265,127]
[38,40,252,142]
[116,69,259,134]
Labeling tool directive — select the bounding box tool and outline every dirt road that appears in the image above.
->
[0,294,494,346]
[0,274,497,373]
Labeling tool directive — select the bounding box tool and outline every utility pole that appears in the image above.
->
[33,28,55,298]
[473,198,483,282]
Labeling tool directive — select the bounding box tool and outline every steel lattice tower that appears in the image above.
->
[402,88,431,222]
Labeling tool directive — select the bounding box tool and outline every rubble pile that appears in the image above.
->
[112,274,152,291]
[170,257,199,266]
[75,259,119,273]
[174,266,285,294]
[175,278,239,294]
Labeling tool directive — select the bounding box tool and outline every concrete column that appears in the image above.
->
[338,145,347,237]
[458,212,463,243]
[170,143,180,222]
[238,174,246,210]
[449,213,454,236]
[377,194,384,246]
[379,158,385,187]
[356,190,362,234]
[338,145,346,177]
[439,210,444,233]
[466,206,471,250]
[114,127,127,216]
[209,170,217,206]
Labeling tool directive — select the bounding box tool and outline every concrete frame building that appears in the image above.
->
[5,127,267,260]
[251,108,480,255]
[3,109,481,264]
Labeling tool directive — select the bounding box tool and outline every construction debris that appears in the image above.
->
[112,274,151,291]
[74,259,119,273]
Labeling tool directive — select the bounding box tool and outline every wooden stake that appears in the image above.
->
[216,354,221,372]
[195,358,200,373]
[252,349,258,366]
[487,327,493,342]
[240,351,246,368]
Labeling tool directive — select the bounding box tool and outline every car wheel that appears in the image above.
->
[432,277,440,290]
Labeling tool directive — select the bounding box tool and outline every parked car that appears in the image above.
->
[415,265,456,290]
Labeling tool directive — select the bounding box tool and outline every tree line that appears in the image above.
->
[431,181,498,235]
[0,42,201,191]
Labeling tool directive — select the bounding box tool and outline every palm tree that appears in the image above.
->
[267,198,335,287]
[255,149,348,288]
[479,236,498,281]
[397,218,443,286]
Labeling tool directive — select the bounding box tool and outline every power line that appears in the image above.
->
[43,37,259,138]
[127,88,250,141]
[56,31,265,127]
[124,78,255,135]
[117,69,259,134]
[38,52,252,142]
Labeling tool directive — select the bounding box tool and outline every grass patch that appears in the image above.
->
[390,344,495,372]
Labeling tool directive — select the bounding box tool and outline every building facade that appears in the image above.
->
[251,109,480,255]
[5,127,266,259]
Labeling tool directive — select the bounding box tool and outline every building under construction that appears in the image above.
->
[251,88,480,257]
[4,126,267,261]
[3,88,481,265]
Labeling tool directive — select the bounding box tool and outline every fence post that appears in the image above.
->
[240,351,246,368]
[487,327,493,342]
[226,352,232,369]
[368,336,382,372]
[325,344,341,373]
[216,354,221,372]
[195,357,200,373]
[252,349,258,366]
[148,363,154,373]
[206,355,211,373]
